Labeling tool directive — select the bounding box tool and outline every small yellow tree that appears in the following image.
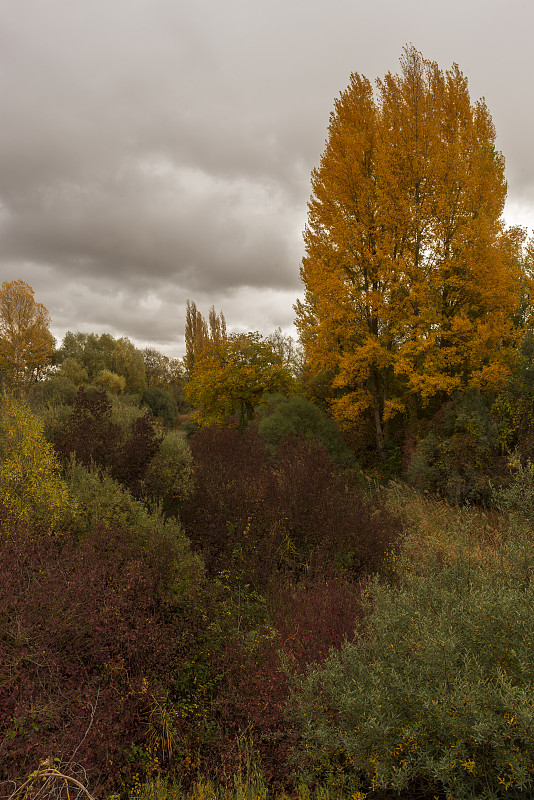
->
[0,393,71,533]
[0,280,55,391]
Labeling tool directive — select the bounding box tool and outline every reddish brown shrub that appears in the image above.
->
[53,386,120,468]
[111,411,162,497]
[52,387,162,497]
[0,520,203,792]
[183,426,400,583]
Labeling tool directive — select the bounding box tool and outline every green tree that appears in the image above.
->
[143,346,184,391]
[95,369,126,394]
[295,47,529,453]
[0,280,55,391]
[56,332,146,394]
[112,337,146,394]
[186,332,294,426]
[256,393,355,465]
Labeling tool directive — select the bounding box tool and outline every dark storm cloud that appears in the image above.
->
[0,0,533,355]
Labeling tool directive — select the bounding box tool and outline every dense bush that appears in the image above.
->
[66,460,203,602]
[183,426,399,584]
[0,519,205,792]
[111,411,163,497]
[493,332,534,461]
[255,393,355,466]
[406,390,501,504]
[52,387,163,497]
[182,426,276,582]
[0,392,71,532]
[28,373,78,410]
[52,386,121,468]
[292,532,534,798]
[145,431,194,516]
[143,387,179,427]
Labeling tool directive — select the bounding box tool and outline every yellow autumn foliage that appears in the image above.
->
[295,47,531,451]
[0,392,72,533]
[186,332,294,427]
[0,279,55,390]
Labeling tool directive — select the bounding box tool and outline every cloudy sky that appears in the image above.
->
[1,0,533,357]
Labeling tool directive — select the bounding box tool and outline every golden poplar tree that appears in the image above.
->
[0,280,55,391]
[295,47,528,451]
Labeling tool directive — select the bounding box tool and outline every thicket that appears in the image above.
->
[6,309,534,799]
[0,392,400,798]
[291,503,534,799]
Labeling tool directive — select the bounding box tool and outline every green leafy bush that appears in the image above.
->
[292,534,534,799]
[28,374,78,410]
[143,387,179,426]
[256,393,356,466]
[492,455,534,524]
[406,390,501,504]
[146,431,194,516]
[66,459,203,602]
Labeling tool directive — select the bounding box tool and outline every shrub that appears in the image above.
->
[53,387,163,497]
[491,454,534,524]
[0,392,71,532]
[292,534,534,798]
[65,459,203,602]
[143,387,179,427]
[182,426,277,581]
[28,374,78,410]
[53,386,121,468]
[406,390,501,504]
[183,426,400,584]
[0,519,205,792]
[145,431,194,516]
[111,411,163,497]
[272,436,396,575]
[255,393,356,466]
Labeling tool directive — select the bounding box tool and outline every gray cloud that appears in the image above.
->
[0,0,533,357]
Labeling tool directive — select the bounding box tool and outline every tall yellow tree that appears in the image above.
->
[184,300,226,378]
[295,47,529,452]
[0,280,55,391]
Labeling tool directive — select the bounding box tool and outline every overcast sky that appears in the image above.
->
[1,0,533,357]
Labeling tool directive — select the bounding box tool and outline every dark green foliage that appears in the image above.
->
[28,374,77,410]
[143,386,179,426]
[406,390,501,504]
[145,431,194,516]
[493,332,534,460]
[255,393,357,466]
[56,331,147,394]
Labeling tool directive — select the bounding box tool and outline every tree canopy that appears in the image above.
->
[295,46,532,452]
[0,280,55,391]
[56,331,146,394]
[185,332,294,427]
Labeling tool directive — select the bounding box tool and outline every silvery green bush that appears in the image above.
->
[292,534,534,799]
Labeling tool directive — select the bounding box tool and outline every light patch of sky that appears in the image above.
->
[504,199,534,234]
[139,292,162,312]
